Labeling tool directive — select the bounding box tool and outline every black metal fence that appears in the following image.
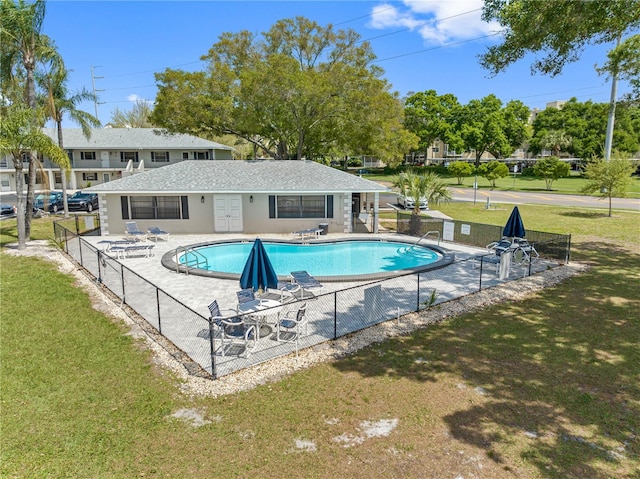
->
[53,215,571,380]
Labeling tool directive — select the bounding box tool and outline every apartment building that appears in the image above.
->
[0,128,234,192]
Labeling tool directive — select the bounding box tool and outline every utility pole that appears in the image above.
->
[91,65,105,123]
[604,36,621,161]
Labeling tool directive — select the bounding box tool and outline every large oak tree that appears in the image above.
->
[151,17,417,164]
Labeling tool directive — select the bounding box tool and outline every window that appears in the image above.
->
[271,195,329,219]
[0,157,7,168]
[82,173,98,181]
[151,151,170,162]
[80,151,96,160]
[432,147,439,153]
[194,151,209,160]
[182,152,189,159]
[129,196,183,219]
[120,151,139,162]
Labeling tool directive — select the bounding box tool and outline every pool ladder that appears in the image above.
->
[175,246,209,275]
[405,230,440,252]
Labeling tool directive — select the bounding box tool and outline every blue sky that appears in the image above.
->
[43,0,631,125]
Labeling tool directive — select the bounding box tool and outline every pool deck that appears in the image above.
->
[85,232,493,317]
[79,232,552,377]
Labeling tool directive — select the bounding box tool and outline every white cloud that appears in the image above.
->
[126,94,152,104]
[369,0,500,45]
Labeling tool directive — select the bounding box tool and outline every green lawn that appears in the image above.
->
[1,209,639,478]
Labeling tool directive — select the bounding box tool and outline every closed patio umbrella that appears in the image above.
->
[503,206,526,239]
[240,238,278,292]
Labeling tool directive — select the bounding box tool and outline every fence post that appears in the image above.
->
[566,234,572,264]
[416,272,420,311]
[75,215,79,235]
[333,292,338,340]
[156,288,162,334]
[121,265,126,305]
[479,257,484,291]
[209,321,217,380]
[97,250,102,283]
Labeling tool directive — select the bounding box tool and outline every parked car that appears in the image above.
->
[398,194,428,210]
[67,191,99,212]
[34,191,65,213]
[356,169,370,175]
[1,203,16,218]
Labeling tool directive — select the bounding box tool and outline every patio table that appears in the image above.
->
[237,299,283,340]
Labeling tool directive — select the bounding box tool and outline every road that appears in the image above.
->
[446,187,640,211]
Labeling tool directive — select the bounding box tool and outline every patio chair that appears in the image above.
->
[147,226,169,242]
[207,300,256,357]
[236,288,256,304]
[125,221,147,241]
[277,281,301,303]
[290,270,323,298]
[276,302,308,358]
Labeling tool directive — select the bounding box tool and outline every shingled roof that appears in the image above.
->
[42,128,233,151]
[87,160,389,194]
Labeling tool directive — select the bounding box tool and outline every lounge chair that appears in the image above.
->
[291,228,322,243]
[147,226,169,242]
[108,243,155,259]
[290,270,323,298]
[125,221,147,241]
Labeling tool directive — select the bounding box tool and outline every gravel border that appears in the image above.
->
[6,240,588,398]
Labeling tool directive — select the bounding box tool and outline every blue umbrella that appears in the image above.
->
[239,238,278,292]
[503,206,526,239]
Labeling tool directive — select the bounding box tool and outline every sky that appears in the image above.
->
[42,0,632,126]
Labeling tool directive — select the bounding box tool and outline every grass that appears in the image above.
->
[1,206,639,478]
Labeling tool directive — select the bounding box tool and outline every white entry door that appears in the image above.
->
[214,195,243,232]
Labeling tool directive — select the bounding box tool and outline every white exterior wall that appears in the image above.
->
[99,192,348,237]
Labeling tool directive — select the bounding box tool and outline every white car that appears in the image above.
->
[398,195,428,210]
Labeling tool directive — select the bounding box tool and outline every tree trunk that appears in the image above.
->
[24,153,37,240]
[14,161,27,250]
[57,121,70,218]
[409,213,422,236]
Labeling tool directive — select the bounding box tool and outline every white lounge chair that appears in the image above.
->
[290,270,323,298]
[125,221,147,241]
[147,226,169,242]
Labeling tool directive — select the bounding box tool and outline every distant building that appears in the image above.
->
[0,128,233,192]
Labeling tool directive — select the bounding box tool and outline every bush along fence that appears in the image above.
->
[53,217,571,380]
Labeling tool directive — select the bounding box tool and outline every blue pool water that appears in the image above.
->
[179,240,440,278]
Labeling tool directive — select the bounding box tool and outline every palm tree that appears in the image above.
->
[393,170,452,233]
[38,62,101,217]
[0,102,68,249]
[1,0,61,241]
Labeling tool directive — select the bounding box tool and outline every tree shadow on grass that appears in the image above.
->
[333,241,640,478]
[560,211,610,219]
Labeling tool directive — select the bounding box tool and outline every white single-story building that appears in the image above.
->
[86,160,389,236]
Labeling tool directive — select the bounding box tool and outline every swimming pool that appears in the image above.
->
[162,239,454,281]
